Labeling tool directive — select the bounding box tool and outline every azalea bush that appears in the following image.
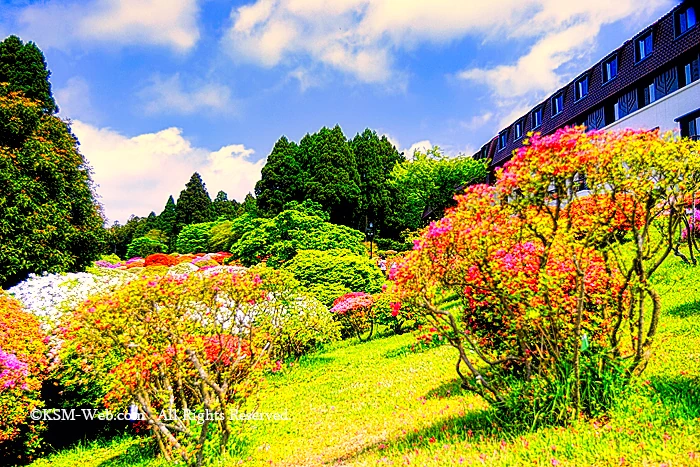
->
[0,292,48,459]
[393,127,700,425]
[331,292,376,341]
[64,270,274,466]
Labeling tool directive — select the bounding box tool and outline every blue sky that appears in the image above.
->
[0,0,678,223]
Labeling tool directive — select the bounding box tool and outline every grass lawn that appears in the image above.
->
[29,258,700,467]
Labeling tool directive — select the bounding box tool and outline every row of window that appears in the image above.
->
[496,4,698,152]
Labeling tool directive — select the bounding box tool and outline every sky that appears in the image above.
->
[0,0,679,223]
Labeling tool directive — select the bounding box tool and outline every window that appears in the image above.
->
[614,102,620,121]
[498,130,508,150]
[575,75,589,101]
[532,107,543,128]
[602,56,618,83]
[635,31,653,62]
[514,119,524,140]
[677,6,697,36]
[552,93,564,116]
[684,57,699,86]
[644,82,656,105]
[675,109,700,140]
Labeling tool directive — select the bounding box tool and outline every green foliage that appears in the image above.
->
[351,129,405,235]
[175,172,213,230]
[302,126,361,226]
[125,236,167,259]
[0,36,57,114]
[175,222,215,254]
[282,249,383,307]
[157,195,177,248]
[211,190,239,220]
[249,266,340,360]
[281,199,329,221]
[0,92,106,288]
[231,209,365,267]
[255,136,304,217]
[388,147,488,229]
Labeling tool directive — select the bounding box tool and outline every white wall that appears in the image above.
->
[605,79,700,133]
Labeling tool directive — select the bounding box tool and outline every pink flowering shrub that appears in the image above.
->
[0,292,48,457]
[331,292,375,341]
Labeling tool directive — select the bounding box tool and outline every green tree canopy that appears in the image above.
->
[0,92,105,287]
[255,136,304,217]
[388,147,488,230]
[211,190,239,220]
[303,125,361,226]
[350,129,404,234]
[0,35,57,114]
[175,172,213,229]
[230,207,365,267]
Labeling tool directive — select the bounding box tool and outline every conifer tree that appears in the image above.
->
[175,173,213,229]
[0,35,57,113]
[255,136,304,217]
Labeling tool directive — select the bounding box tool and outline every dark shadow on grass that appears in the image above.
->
[666,299,700,318]
[96,438,157,467]
[648,375,700,419]
[331,405,526,465]
[423,378,464,400]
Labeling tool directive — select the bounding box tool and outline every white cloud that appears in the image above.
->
[70,121,264,224]
[460,112,494,131]
[403,140,433,159]
[222,0,670,87]
[55,77,100,123]
[17,0,199,52]
[140,74,236,115]
[458,0,671,98]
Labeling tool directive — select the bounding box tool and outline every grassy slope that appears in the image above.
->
[30,259,700,467]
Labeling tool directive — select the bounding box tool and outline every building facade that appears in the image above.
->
[476,0,700,177]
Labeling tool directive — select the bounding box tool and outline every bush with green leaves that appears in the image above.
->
[249,266,340,360]
[232,209,365,267]
[282,248,383,307]
[125,236,167,259]
[176,222,215,254]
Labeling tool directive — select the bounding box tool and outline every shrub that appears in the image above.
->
[330,292,375,341]
[176,222,215,254]
[0,292,47,458]
[143,253,178,267]
[125,236,167,259]
[231,209,365,267]
[282,249,383,308]
[65,270,276,465]
[393,127,700,425]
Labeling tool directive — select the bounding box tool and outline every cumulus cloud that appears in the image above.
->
[71,121,264,224]
[140,74,236,115]
[222,0,669,89]
[16,0,199,52]
[403,140,433,159]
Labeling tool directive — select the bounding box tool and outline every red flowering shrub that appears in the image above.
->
[0,292,48,457]
[564,194,645,244]
[144,253,178,267]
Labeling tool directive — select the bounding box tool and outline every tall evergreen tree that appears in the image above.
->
[255,136,304,217]
[0,35,57,113]
[302,125,360,226]
[158,195,177,235]
[175,173,213,229]
[212,190,239,220]
[350,129,404,232]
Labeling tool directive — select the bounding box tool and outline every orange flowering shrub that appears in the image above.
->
[143,253,178,267]
[0,292,48,457]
